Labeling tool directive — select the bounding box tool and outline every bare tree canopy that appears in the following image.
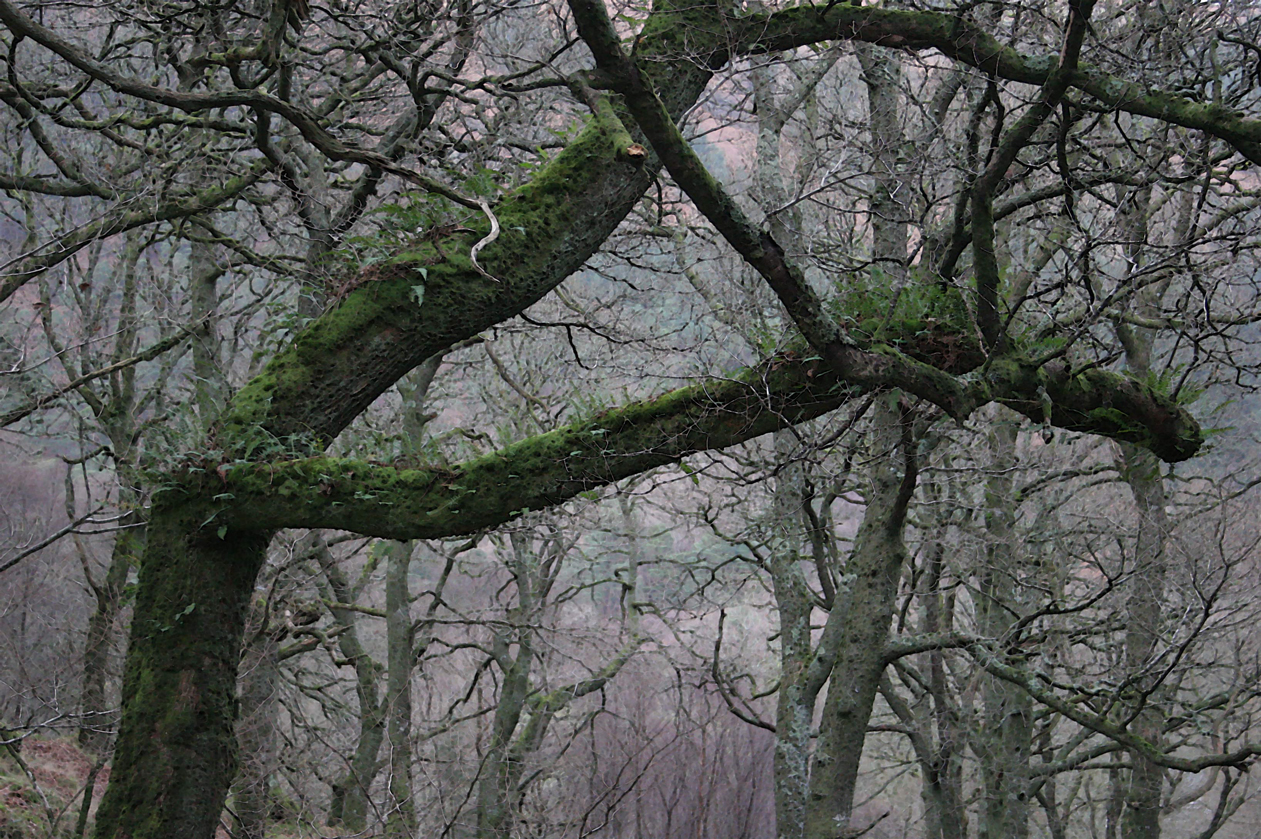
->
[5,0,1261,837]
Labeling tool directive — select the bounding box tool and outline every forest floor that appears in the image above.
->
[0,736,107,839]
[0,735,319,839]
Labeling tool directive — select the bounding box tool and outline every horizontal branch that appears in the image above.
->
[734,5,1261,165]
[200,346,1200,541]
[207,356,861,538]
[969,643,1261,773]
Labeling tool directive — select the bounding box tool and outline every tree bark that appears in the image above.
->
[975,419,1031,839]
[1119,443,1168,839]
[230,619,281,839]
[83,1,1216,834]
[317,538,386,832]
[804,396,916,839]
[93,506,269,839]
[79,491,142,754]
[384,540,417,839]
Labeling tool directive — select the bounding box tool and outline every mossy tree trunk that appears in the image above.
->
[93,505,270,839]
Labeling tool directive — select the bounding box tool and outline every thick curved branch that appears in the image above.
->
[733,5,1261,165]
[567,0,1200,462]
[210,19,719,450]
[204,347,1200,542]
[209,356,863,538]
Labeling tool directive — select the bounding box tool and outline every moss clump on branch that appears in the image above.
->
[830,276,983,373]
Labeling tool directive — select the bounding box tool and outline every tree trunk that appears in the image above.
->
[92,503,270,839]
[79,492,143,754]
[317,538,386,832]
[231,621,281,839]
[804,396,916,839]
[384,540,417,839]
[975,418,1031,839]
[1119,444,1168,839]
[476,532,538,839]
[767,433,816,839]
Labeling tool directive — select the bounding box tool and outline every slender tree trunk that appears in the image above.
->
[231,622,281,839]
[804,396,916,838]
[975,418,1031,839]
[476,532,538,839]
[317,539,387,832]
[79,488,143,753]
[903,534,967,839]
[1112,174,1173,839]
[1119,443,1168,839]
[384,540,417,839]
[767,433,816,839]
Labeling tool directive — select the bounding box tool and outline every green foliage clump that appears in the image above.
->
[829,269,982,371]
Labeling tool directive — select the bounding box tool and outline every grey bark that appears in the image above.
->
[384,540,417,839]
[975,418,1032,839]
[230,619,281,839]
[317,540,386,832]
[804,395,916,839]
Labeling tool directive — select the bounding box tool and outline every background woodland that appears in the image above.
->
[4,0,1261,837]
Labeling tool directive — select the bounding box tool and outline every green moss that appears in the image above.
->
[830,277,982,372]
[634,0,727,63]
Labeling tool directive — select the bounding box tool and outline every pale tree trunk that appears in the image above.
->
[1112,177,1175,839]
[748,48,837,839]
[79,483,143,754]
[381,353,446,838]
[316,538,386,832]
[881,532,966,839]
[920,532,967,839]
[804,395,917,839]
[975,417,1031,839]
[475,530,540,839]
[766,432,819,839]
[231,619,281,839]
[1119,443,1168,839]
[384,539,418,839]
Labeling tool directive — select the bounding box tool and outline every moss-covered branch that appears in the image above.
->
[200,350,1199,542]
[733,5,1261,165]
[214,1,724,453]
[211,357,861,538]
